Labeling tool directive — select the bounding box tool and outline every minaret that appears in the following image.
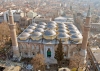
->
[80,6,91,62]
[8,9,20,59]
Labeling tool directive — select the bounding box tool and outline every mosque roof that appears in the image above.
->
[28,26,36,29]
[18,16,82,44]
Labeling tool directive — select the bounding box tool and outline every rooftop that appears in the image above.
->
[89,46,100,71]
[18,17,82,44]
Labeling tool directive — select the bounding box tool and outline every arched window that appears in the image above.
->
[47,48,51,57]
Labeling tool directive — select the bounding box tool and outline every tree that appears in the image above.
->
[0,22,10,49]
[31,54,45,71]
[54,39,64,68]
[69,53,85,71]
[0,22,12,59]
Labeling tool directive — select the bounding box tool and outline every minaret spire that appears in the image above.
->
[8,8,20,61]
[87,5,91,17]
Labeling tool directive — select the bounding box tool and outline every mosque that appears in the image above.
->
[8,7,91,64]
[17,18,82,63]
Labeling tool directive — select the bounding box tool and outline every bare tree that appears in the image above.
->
[69,53,85,71]
[0,22,12,60]
[0,22,10,48]
[31,54,45,71]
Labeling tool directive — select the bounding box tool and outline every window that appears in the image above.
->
[47,48,51,57]
[32,52,35,55]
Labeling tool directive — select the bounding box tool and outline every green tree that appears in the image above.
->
[54,39,64,68]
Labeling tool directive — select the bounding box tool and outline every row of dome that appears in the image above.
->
[18,21,82,42]
[18,30,82,42]
[24,21,80,34]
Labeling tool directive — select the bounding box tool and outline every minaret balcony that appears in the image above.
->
[84,25,91,28]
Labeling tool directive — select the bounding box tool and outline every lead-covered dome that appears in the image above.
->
[67,24,77,30]
[70,34,82,42]
[19,32,30,40]
[28,26,36,30]
[70,30,77,34]
[57,33,70,41]
[46,24,56,29]
[58,25,67,29]
[68,26,76,31]
[70,30,81,35]
[34,28,44,33]
[43,30,56,40]
[31,32,42,40]
[57,29,69,34]
[37,25,45,28]
[24,29,33,33]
